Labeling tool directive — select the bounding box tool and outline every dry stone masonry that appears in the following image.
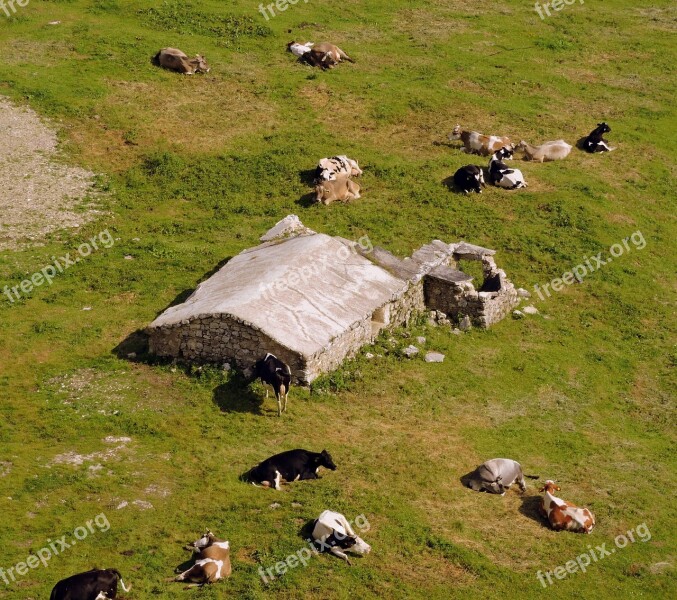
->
[147,216,520,383]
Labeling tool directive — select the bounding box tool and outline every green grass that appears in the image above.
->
[0,0,675,598]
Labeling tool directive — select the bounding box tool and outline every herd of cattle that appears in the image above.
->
[47,39,611,599]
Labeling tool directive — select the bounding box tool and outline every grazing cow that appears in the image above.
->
[287,41,314,58]
[176,530,231,585]
[539,480,595,534]
[247,449,337,490]
[449,125,513,156]
[253,353,291,417]
[303,42,355,69]
[50,569,131,600]
[489,147,528,189]
[453,165,486,194]
[582,122,615,153]
[315,174,361,205]
[517,139,573,162]
[153,48,210,75]
[314,155,363,183]
[465,458,538,494]
[311,510,371,564]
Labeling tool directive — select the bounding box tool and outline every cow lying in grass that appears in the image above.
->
[314,156,362,183]
[50,569,131,600]
[302,42,355,69]
[176,530,232,585]
[450,125,513,156]
[489,147,528,189]
[246,449,337,490]
[516,139,573,162]
[287,41,314,58]
[315,174,361,205]
[582,122,616,153]
[153,48,210,74]
[539,481,595,533]
[311,510,371,564]
[465,458,538,494]
[453,165,486,194]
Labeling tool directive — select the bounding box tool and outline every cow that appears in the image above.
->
[314,155,363,183]
[453,165,486,194]
[176,530,231,585]
[252,353,291,417]
[315,174,361,205]
[152,48,210,75]
[582,122,615,153]
[302,42,355,69]
[50,569,131,600]
[287,41,314,58]
[311,510,371,564]
[465,458,538,494]
[539,480,595,533]
[449,125,513,156]
[246,449,337,490]
[488,147,528,189]
[516,139,573,162]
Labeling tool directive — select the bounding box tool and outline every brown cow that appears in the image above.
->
[539,480,595,533]
[304,42,354,69]
[153,48,210,74]
[175,530,231,585]
[314,174,361,205]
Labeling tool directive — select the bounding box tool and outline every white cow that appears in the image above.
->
[311,510,371,564]
[489,147,527,189]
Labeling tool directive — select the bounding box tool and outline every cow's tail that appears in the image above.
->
[525,474,540,480]
[112,570,132,592]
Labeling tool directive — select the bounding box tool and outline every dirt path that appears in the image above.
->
[0,96,103,250]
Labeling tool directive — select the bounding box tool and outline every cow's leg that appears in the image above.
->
[330,547,352,565]
[176,564,201,582]
[276,391,282,417]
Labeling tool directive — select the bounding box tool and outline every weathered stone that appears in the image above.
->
[424,351,445,363]
[513,310,524,319]
[523,306,539,315]
[403,345,419,358]
[517,288,531,298]
[459,316,472,331]
[416,336,426,345]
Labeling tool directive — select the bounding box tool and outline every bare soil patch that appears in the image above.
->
[0,96,102,250]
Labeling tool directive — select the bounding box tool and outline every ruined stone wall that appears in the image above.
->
[147,315,304,376]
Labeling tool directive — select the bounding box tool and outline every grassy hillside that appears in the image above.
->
[0,1,675,598]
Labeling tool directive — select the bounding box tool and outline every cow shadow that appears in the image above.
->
[213,375,265,415]
[575,136,589,151]
[458,470,476,489]
[519,494,549,527]
[298,519,318,544]
[296,191,317,207]
[299,168,318,186]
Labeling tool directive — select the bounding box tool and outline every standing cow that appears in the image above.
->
[253,353,291,416]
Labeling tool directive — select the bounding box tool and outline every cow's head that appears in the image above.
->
[597,122,610,134]
[538,480,561,494]
[349,159,363,177]
[449,124,462,140]
[192,55,210,73]
[348,535,371,555]
[516,141,527,152]
[192,529,215,550]
[320,449,337,470]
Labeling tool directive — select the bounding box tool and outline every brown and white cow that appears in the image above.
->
[539,480,595,533]
[449,125,513,156]
[176,530,231,585]
[303,42,354,69]
[153,48,210,74]
[315,174,361,205]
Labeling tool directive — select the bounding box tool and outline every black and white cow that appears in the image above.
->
[246,449,337,490]
[582,122,615,153]
[311,510,371,564]
[488,147,527,189]
[313,155,362,183]
[453,165,486,194]
[253,353,291,417]
[50,569,130,600]
[465,458,538,495]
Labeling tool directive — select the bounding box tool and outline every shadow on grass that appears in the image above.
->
[213,375,265,415]
[519,494,550,527]
[296,191,317,208]
[298,518,318,544]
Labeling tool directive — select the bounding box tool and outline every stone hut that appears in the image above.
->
[146,216,519,383]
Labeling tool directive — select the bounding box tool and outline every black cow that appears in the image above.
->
[246,449,337,490]
[582,122,615,153]
[50,569,130,600]
[453,165,486,194]
[253,353,292,417]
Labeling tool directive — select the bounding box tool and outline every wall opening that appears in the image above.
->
[371,305,390,336]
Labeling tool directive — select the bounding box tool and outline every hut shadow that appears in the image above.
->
[112,257,232,364]
[519,494,549,527]
[213,374,265,415]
